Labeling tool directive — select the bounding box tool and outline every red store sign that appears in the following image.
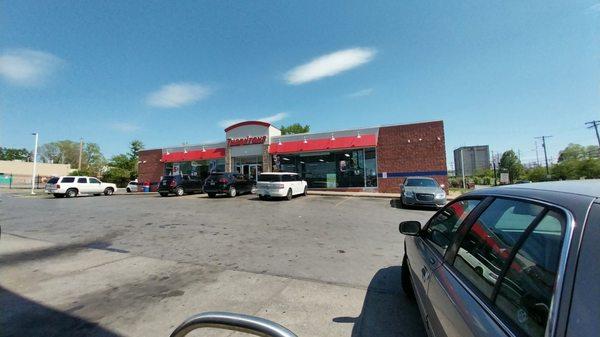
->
[227,135,267,147]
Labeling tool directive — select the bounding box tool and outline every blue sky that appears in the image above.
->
[1,1,599,168]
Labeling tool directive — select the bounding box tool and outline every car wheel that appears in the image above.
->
[250,186,257,194]
[175,187,184,196]
[53,193,65,198]
[159,193,169,197]
[104,187,114,196]
[65,188,78,198]
[285,188,293,201]
[208,193,216,198]
[126,187,131,193]
[303,186,308,196]
[401,255,415,300]
[228,186,237,197]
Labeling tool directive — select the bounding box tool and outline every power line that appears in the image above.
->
[585,120,600,148]
[535,136,552,176]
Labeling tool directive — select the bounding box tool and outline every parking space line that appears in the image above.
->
[334,196,353,207]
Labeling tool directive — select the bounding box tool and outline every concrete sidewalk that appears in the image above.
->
[0,233,424,337]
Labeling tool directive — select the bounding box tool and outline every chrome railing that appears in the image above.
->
[170,312,298,337]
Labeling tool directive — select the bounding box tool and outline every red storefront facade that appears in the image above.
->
[138,120,448,193]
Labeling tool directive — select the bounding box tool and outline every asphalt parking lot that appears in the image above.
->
[1,191,436,337]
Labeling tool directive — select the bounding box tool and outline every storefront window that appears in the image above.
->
[164,159,224,180]
[273,148,377,188]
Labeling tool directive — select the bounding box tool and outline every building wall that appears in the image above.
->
[377,121,448,193]
[0,160,71,176]
[453,145,490,177]
[138,149,163,191]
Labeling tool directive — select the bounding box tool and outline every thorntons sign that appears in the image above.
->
[227,136,267,147]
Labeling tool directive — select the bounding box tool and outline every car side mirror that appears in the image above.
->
[399,221,421,236]
[440,184,445,189]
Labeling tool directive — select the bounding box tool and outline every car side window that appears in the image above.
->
[89,178,100,184]
[282,175,291,182]
[494,210,565,337]
[77,178,87,183]
[61,177,75,183]
[423,199,481,254]
[453,198,545,298]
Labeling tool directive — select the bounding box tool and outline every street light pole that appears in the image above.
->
[78,137,83,171]
[31,132,39,195]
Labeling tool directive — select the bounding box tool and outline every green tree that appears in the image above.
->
[558,144,587,162]
[280,123,310,135]
[38,140,105,175]
[102,140,144,186]
[525,166,548,182]
[0,147,31,161]
[499,150,524,183]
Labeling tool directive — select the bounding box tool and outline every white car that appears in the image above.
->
[256,172,308,200]
[126,180,139,193]
[45,176,117,198]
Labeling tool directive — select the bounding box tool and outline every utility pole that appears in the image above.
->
[31,132,39,195]
[78,137,83,171]
[491,150,497,186]
[535,136,552,176]
[585,120,600,148]
[534,141,540,166]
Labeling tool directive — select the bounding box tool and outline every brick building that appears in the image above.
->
[138,120,448,193]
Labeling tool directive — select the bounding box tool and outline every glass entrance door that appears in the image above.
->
[234,164,262,181]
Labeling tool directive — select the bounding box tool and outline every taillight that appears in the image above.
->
[273,183,284,189]
[56,184,60,189]
[218,178,228,184]
[170,180,177,187]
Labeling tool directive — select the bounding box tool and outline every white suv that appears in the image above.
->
[45,176,118,198]
[256,172,308,200]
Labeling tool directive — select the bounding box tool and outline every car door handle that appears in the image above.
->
[428,256,436,265]
[421,267,429,280]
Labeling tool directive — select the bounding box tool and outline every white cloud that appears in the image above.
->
[0,48,63,86]
[111,122,141,132]
[146,82,211,108]
[588,3,600,12]
[346,88,374,98]
[218,112,289,128]
[285,47,376,85]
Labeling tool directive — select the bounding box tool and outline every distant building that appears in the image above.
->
[454,146,490,177]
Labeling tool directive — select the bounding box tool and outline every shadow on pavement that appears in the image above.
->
[0,286,123,337]
[333,266,426,337]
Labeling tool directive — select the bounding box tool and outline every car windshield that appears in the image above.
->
[405,179,438,187]
[258,174,282,182]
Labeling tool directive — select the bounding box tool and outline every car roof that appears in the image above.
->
[470,180,600,198]
[259,172,298,175]
[404,176,436,180]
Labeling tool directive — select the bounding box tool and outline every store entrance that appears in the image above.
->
[235,164,262,181]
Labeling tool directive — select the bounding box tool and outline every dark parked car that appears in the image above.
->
[399,180,600,337]
[158,174,203,197]
[203,172,255,198]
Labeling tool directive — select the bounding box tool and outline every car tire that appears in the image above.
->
[228,186,237,198]
[159,192,168,197]
[303,186,308,196]
[53,193,65,198]
[126,187,131,193]
[285,188,293,201]
[175,187,184,196]
[208,193,216,198]
[258,195,265,200]
[401,255,415,300]
[104,188,114,196]
[93,193,101,196]
[65,188,78,198]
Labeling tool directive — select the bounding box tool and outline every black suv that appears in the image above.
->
[203,172,254,198]
[158,175,203,197]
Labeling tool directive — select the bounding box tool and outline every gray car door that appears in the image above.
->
[426,197,567,337]
[410,198,484,336]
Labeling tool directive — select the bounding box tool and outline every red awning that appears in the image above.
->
[162,148,225,163]
[269,134,377,154]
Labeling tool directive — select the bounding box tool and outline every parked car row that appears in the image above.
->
[158,172,308,201]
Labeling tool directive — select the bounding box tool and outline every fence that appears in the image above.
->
[0,173,50,189]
